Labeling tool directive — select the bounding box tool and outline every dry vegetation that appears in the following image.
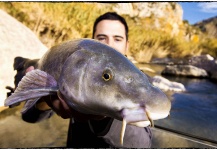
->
[0,2,216,63]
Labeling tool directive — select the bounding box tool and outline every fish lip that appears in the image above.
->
[128,121,151,127]
[145,109,170,120]
[121,107,148,124]
[121,107,170,127]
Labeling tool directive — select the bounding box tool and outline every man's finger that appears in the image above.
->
[25,66,35,74]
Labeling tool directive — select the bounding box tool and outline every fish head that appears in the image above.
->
[58,39,171,127]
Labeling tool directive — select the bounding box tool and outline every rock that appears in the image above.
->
[0,9,47,106]
[152,75,186,92]
[188,54,214,66]
[194,16,217,39]
[151,57,174,65]
[188,55,217,79]
[162,65,209,78]
[159,54,217,80]
[112,3,183,36]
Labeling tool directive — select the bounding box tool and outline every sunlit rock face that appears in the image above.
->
[194,16,217,39]
[152,75,186,92]
[162,65,209,78]
[188,55,217,80]
[0,9,47,106]
[111,2,183,36]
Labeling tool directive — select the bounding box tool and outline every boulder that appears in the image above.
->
[152,75,186,92]
[157,55,217,80]
[188,55,217,80]
[0,10,47,106]
[151,57,174,65]
[162,65,208,78]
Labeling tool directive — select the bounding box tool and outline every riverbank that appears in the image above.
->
[0,104,68,148]
[0,106,7,112]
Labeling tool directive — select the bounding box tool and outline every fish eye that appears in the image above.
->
[102,70,113,81]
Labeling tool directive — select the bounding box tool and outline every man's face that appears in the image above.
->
[93,20,129,55]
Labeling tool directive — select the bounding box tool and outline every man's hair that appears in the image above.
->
[92,12,129,40]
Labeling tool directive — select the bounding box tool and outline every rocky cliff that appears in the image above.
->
[101,2,183,37]
[194,16,217,38]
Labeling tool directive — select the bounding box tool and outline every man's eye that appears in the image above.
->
[98,38,106,41]
[115,38,122,42]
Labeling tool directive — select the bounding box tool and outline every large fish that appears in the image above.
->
[5,38,171,145]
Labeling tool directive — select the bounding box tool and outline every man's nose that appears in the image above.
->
[107,39,114,48]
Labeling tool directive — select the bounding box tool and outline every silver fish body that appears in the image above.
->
[5,38,171,128]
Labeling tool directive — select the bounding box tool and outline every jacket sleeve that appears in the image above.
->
[12,57,54,123]
[22,104,54,123]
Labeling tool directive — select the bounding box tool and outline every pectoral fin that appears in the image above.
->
[4,69,58,107]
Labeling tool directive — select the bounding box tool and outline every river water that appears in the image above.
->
[138,63,217,145]
[1,63,217,148]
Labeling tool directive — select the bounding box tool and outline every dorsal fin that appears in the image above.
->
[4,69,58,107]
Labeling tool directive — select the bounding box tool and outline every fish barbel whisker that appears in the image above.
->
[120,119,127,146]
[146,110,154,127]
[120,109,154,146]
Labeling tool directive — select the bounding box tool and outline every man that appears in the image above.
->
[19,12,152,148]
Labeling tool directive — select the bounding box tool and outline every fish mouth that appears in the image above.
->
[119,107,170,145]
[128,110,170,127]
[121,107,169,127]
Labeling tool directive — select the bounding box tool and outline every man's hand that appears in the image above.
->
[26,66,105,121]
